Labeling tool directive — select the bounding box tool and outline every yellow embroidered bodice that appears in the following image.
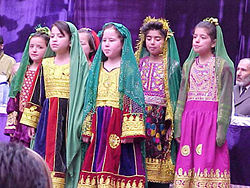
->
[96,63,120,108]
[43,57,70,99]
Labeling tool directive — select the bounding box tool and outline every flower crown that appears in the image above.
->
[203,17,219,26]
[142,16,173,38]
[35,25,50,36]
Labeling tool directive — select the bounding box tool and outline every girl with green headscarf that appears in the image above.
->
[135,16,181,187]
[77,22,146,187]
[5,27,50,147]
[19,21,89,187]
[174,18,234,187]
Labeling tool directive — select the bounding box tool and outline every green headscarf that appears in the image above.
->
[9,26,50,98]
[135,16,181,163]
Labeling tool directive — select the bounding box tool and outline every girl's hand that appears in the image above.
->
[165,128,172,141]
[28,127,35,138]
[82,136,90,143]
[176,137,181,143]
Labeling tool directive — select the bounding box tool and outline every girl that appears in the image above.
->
[5,27,50,147]
[77,23,146,187]
[135,16,181,187]
[174,18,234,187]
[78,28,100,66]
[20,21,89,187]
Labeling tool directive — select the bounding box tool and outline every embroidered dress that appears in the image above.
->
[139,56,175,183]
[20,57,70,187]
[174,57,230,187]
[78,64,146,187]
[5,69,36,146]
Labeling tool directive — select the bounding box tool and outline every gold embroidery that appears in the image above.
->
[6,111,18,126]
[174,168,230,188]
[109,134,120,149]
[146,157,175,183]
[196,144,202,155]
[51,172,65,188]
[20,105,40,128]
[43,58,70,99]
[96,64,120,108]
[82,113,93,137]
[121,113,145,138]
[181,145,190,157]
[78,172,145,188]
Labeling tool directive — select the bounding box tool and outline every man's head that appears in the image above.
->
[0,35,3,51]
[236,58,250,87]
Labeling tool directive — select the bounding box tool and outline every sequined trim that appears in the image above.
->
[51,172,65,188]
[181,145,190,157]
[109,134,120,149]
[196,144,202,155]
[20,104,40,128]
[6,111,18,127]
[78,172,145,188]
[121,113,145,138]
[96,64,120,109]
[146,157,175,183]
[174,168,230,188]
[82,113,93,137]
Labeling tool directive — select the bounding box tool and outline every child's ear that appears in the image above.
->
[211,39,216,48]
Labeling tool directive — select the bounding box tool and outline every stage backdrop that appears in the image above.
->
[0,0,249,68]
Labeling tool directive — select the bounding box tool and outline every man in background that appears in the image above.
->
[0,35,16,142]
[227,58,250,187]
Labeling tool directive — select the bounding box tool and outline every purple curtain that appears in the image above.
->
[0,0,249,67]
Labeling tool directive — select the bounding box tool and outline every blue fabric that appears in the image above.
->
[34,98,49,158]
[119,143,136,176]
[227,125,250,185]
[93,106,104,172]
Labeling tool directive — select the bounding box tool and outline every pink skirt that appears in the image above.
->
[174,101,230,187]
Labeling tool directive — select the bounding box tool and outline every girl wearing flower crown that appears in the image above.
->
[5,27,50,147]
[174,18,234,187]
[135,16,181,187]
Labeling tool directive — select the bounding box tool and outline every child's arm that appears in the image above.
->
[216,61,234,147]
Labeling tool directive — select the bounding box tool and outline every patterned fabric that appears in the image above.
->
[79,65,146,187]
[4,69,36,147]
[96,63,120,108]
[19,69,36,110]
[139,56,175,183]
[139,57,166,107]
[174,101,230,187]
[187,56,217,102]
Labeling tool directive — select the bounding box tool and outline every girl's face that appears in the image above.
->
[192,27,216,55]
[79,32,92,59]
[145,30,164,56]
[29,36,47,63]
[101,28,123,59]
[50,26,70,54]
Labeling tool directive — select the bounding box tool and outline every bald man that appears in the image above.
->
[227,58,250,187]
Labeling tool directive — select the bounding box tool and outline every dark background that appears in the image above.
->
[0,0,249,69]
